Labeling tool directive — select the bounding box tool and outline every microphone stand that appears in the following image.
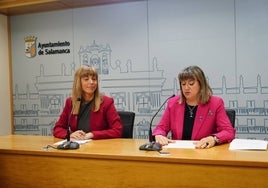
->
[57,98,80,150]
[139,95,175,151]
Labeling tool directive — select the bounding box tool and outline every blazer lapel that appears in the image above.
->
[176,103,185,137]
[191,103,209,139]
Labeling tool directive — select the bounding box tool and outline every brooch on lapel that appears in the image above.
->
[208,110,213,116]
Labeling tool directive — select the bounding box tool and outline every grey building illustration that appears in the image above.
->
[13,41,268,140]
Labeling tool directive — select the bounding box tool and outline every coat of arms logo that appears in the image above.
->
[24,36,37,58]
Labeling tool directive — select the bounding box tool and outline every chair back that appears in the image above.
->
[117,111,135,138]
[225,109,236,127]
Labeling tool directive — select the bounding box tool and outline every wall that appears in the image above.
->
[0,14,12,135]
[9,0,268,139]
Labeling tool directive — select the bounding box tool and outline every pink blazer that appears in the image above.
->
[152,95,235,144]
[53,96,123,139]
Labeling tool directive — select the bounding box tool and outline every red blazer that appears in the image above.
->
[53,96,123,139]
[152,95,235,144]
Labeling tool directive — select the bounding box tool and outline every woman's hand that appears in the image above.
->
[194,136,216,149]
[84,132,94,139]
[70,130,94,140]
[70,130,86,140]
[155,135,175,146]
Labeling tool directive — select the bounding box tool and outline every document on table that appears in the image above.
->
[54,139,91,146]
[163,140,196,149]
[229,138,268,150]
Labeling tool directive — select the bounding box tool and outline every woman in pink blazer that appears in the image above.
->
[153,66,235,149]
[53,65,123,140]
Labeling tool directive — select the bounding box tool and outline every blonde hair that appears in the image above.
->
[178,65,212,104]
[72,65,102,114]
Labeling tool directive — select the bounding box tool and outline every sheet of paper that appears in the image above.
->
[163,140,196,149]
[229,138,268,150]
[54,139,91,146]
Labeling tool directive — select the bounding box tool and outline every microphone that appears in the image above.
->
[139,94,175,151]
[57,98,81,150]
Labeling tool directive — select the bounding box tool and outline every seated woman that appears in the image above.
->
[153,65,236,149]
[53,65,123,140]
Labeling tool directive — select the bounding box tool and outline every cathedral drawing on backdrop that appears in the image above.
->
[13,41,268,140]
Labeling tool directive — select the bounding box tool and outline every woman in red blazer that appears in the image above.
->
[153,66,235,149]
[53,65,123,140]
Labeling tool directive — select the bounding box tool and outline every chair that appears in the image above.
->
[225,109,236,128]
[117,111,135,138]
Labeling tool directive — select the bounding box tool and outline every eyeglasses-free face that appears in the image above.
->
[180,78,200,104]
[81,75,97,101]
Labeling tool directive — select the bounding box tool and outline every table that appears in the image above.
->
[0,135,267,187]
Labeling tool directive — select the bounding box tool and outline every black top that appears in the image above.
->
[77,101,92,133]
[182,104,198,140]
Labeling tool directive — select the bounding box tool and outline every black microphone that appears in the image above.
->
[139,94,175,151]
[57,98,81,150]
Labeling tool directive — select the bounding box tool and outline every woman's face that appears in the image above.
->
[81,75,97,99]
[180,78,200,103]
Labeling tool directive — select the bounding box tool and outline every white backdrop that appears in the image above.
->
[10,0,268,140]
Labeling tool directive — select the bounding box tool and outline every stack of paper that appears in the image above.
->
[229,138,268,150]
[54,139,91,146]
[163,140,196,149]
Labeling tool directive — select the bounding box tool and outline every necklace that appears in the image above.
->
[187,104,197,118]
